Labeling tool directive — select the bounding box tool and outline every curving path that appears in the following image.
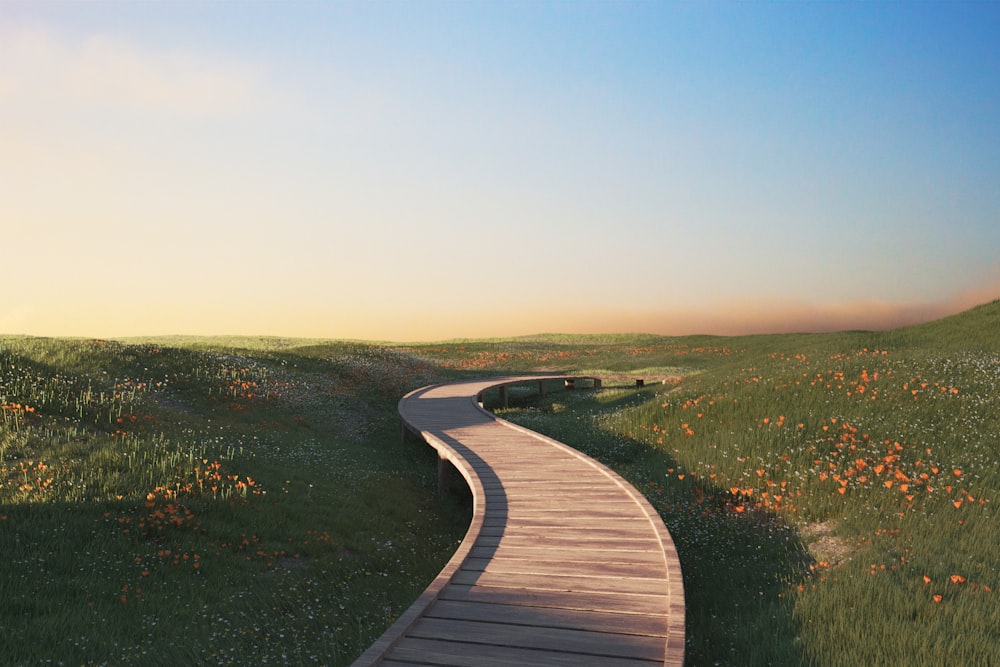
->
[352,376,684,666]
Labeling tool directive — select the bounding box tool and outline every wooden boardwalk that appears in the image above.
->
[352,376,684,666]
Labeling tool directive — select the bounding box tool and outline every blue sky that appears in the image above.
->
[2,2,998,339]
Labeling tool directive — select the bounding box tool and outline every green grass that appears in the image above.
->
[0,338,470,664]
[2,299,997,664]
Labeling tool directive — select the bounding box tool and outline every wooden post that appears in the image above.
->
[635,379,645,387]
[593,378,602,390]
[539,380,546,398]
[499,385,509,408]
[437,454,450,494]
[400,419,408,442]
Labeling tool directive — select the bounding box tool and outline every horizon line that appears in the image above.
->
[3,295,996,345]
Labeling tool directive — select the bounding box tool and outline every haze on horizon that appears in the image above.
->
[2,2,999,342]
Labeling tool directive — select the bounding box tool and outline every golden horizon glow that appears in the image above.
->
[3,281,998,343]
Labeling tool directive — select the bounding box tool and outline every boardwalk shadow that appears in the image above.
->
[402,395,498,430]
[401,425,507,589]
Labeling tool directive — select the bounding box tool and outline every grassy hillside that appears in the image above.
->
[490,299,999,665]
[0,338,470,664]
[1,300,996,664]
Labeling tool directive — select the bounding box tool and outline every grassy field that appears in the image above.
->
[0,338,471,664]
[1,300,997,665]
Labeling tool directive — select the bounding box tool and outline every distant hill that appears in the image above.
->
[887,298,1000,352]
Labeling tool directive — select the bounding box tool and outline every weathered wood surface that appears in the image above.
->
[352,376,684,666]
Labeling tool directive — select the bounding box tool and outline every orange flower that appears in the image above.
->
[932,594,943,603]
[950,575,966,584]
[923,575,932,584]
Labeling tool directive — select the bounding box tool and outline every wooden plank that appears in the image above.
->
[425,599,668,637]
[484,515,651,528]
[462,557,665,579]
[496,517,655,528]
[451,569,667,596]
[440,583,669,616]
[474,532,661,551]
[491,525,663,541]
[386,637,660,667]
[469,545,667,564]
[409,617,665,661]
[505,502,645,512]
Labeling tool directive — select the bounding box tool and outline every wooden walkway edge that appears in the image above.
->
[351,376,685,666]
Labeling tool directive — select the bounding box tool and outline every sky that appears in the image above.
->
[2,1,999,341]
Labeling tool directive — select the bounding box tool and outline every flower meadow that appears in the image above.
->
[1,301,997,665]
[0,338,468,665]
[491,301,1000,666]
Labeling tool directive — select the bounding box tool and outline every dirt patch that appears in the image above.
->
[800,520,856,567]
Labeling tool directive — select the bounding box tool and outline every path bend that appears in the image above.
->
[352,376,685,666]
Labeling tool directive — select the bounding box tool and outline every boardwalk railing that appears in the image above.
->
[352,376,685,666]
